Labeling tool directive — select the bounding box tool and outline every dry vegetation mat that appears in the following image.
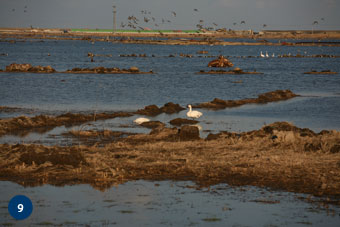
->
[0,112,132,137]
[0,122,339,201]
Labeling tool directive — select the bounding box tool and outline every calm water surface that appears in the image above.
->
[1,180,339,226]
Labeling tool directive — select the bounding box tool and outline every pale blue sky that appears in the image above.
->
[1,0,339,31]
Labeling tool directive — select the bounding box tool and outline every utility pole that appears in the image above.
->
[113,4,117,33]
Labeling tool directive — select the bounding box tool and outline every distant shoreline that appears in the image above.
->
[1,27,340,46]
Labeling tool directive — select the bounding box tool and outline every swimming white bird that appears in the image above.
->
[272,53,275,57]
[133,117,150,125]
[265,51,269,57]
[187,105,203,119]
[260,51,265,58]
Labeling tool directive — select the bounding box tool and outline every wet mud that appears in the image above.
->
[0,122,339,201]
[193,89,298,109]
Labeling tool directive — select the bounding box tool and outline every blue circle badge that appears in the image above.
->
[8,195,33,220]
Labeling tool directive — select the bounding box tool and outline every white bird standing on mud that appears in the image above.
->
[187,105,203,119]
[134,117,150,125]
[265,51,269,57]
[260,51,265,57]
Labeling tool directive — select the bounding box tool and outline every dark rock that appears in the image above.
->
[160,102,185,114]
[170,118,198,126]
[140,121,165,129]
[136,105,162,116]
[179,125,200,141]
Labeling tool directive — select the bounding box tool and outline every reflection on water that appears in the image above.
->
[1,180,339,226]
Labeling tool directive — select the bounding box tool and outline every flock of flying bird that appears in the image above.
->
[121,8,244,32]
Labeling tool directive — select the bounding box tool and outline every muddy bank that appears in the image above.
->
[0,122,339,200]
[193,89,298,109]
[0,64,153,74]
[304,70,338,75]
[135,102,185,116]
[0,112,132,137]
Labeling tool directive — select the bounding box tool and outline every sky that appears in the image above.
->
[0,0,339,31]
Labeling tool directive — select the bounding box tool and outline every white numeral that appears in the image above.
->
[17,204,24,212]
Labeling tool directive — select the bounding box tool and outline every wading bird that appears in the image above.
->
[187,105,203,119]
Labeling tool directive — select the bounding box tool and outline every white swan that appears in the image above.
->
[134,117,150,125]
[187,105,203,119]
[265,51,269,57]
[260,51,265,58]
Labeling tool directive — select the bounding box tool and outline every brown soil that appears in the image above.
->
[0,112,132,137]
[193,89,298,109]
[0,122,339,200]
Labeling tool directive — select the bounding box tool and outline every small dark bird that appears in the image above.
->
[199,20,204,23]
[144,17,149,23]
[241,20,245,24]
[152,17,155,22]
[171,11,176,17]
[213,23,218,26]
[233,22,237,26]
[12,9,15,12]
[321,17,325,21]
[263,24,267,28]
[313,21,318,25]
[194,9,198,12]
[167,20,171,23]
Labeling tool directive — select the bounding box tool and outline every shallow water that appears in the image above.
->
[1,180,339,226]
[1,39,340,144]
